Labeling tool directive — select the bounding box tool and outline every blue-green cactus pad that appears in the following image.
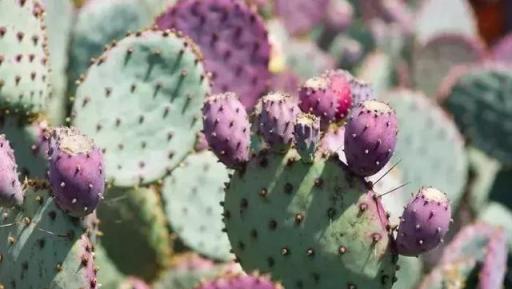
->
[444,66,512,165]
[387,89,468,206]
[163,150,232,261]
[0,181,97,289]
[225,149,397,289]
[44,0,74,125]
[67,0,153,92]
[72,29,210,186]
[0,0,49,115]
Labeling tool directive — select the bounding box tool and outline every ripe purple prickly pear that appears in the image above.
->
[344,100,397,176]
[202,92,251,168]
[48,127,105,217]
[396,187,452,256]
[195,273,281,289]
[0,134,23,207]
[298,70,352,127]
[257,92,300,151]
[293,113,320,162]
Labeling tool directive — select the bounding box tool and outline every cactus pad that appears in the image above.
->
[0,0,49,115]
[98,185,172,280]
[444,66,512,165]
[413,34,484,97]
[387,89,468,206]
[0,181,97,288]
[0,134,23,207]
[224,149,397,289]
[156,0,271,110]
[162,150,232,261]
[72,29,210,186]
[67,0,153,93]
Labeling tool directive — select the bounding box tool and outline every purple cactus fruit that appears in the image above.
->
[396,187,452,256]
[48,127,105,217]
[202,92,251,168]
[257,92,299,151]
[344,100,397,176]
[156,0,271,110]
[0,135,23,207]
[195,273,280,289]
[293,113,320,162]
[298,70,352,127]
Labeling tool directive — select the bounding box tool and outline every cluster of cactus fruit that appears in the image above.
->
[0,0,511,288]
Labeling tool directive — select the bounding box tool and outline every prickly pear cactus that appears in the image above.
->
[0,0,49,115]
[387,89,468,207]
[72,29,210,186]
[414,0,478,45]
[44,0,74,125]
[156,0,271,110]
[98,185,172,280]
[67,0,153,93]
[412,34,484,97]
[0,181,97,289]
[418,223,507,289]
[162,150,232,261]
[224,149,398,289]
[444,65,512,165]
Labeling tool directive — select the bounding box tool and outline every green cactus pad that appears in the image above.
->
[0,116,48,178]
[97,185,172,281]
[0,181,97,289]
[444,66,512,165]
[162,150,232,261]
[72,29,210,186]
[413,34,484,98]
[67,0,153,94]
[225,149,397,289]
[387,89,468,207]
[44,0,75,125]
[0,0,49,115]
